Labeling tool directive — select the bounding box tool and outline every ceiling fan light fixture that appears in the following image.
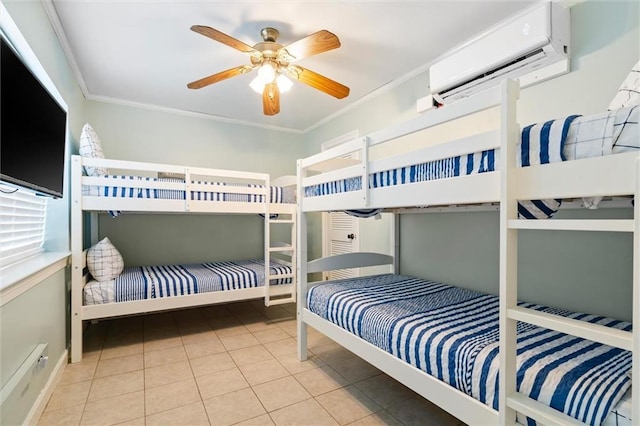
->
[276,74,293,93]
[188,25,349,115]
[257,62,275,83]
[249,76,266,94]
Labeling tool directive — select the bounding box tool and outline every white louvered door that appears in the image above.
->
[323,211,360,280]
[320,130,361,281]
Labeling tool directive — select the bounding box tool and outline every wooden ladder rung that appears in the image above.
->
[265,296,295,306]
[508,219,634,232]
[269,274,294,280]
[507,392,585,425]
[507,306,632,350]
[268,246,294,253]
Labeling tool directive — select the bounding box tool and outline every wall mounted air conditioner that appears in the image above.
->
[426,1,570,107]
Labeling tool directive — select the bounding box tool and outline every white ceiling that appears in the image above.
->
[47,0,536,133]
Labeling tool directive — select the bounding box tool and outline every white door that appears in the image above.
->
[321,131,361,280]
[323,211,360,280]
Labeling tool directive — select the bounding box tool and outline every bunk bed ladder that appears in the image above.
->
[500,79,640,424]
[264,192,296,307]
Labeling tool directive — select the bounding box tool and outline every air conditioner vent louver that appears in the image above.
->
[438,48,546,98]
[429,1,570,105]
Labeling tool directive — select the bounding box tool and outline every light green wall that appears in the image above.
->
[1,1,84,424]
[305,0,640,321]
[0,269,67,426]
[305,73,429,154]
[98,214,265,266]
[85,101,304,176]
[85,101,305,265]
[401,208,634,320]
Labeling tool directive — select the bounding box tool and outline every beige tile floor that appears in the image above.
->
[38,301,465,426]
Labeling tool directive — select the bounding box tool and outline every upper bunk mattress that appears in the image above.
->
[84,258,292,305]
[307,274,631,426]
[304,106,639,204]
[83,177,296,204]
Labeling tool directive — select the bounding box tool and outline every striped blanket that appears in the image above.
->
[84,177,290,203]
[305,106,639,219]
[307,274,631,425]
[83,177,293,217]
[304,117,574,219]
[114,259,292,302]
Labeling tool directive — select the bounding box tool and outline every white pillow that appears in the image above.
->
[86,237,124,281]
[79,123,109,176]
[608,60,640,110]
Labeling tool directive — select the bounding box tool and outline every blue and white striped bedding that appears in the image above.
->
[305,106,639,219]
[307,274,631,426]
[84,259,292,305]
[83,177,295,203]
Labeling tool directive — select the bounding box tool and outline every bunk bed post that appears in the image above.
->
[361,137,369,207]
[391,213,399,274]
[89,212,98,244]
[290,203,297,306]
[264,174,271,306]
[296,159,308,361]
[498,79,520,425]
[633,158,640,422]
[70,156,84,363]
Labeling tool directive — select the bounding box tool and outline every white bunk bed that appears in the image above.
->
[296,80,640,425]
[70,155,297,363]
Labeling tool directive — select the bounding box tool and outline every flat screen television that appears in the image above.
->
[1,36,67,198]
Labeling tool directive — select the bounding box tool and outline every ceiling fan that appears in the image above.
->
[187,26,350,116]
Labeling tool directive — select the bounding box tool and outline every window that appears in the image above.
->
[0,3,66,272]
[0,185,47,267]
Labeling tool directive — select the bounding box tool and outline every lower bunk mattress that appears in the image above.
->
[307,274,631,425]
[84,259,292,305]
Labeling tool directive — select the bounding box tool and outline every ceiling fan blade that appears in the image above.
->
[281,30,341,61]
[263,82,280,115]
[289,66,349,99]
[190,25,257,54]
[187,65,253,89]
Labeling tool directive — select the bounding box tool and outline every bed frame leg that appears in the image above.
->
[297,310,308,361]
[71,315,82,363]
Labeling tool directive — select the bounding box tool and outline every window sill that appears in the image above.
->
[0,252,70,306]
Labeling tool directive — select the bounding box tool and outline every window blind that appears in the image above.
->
[0,188,47,267]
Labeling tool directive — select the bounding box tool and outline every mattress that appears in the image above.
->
[304,106,639,218]
[307,274,632,426]
[84,258,292,305]
[83,177,296,204]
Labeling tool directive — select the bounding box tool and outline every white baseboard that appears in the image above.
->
[24,349,68,426]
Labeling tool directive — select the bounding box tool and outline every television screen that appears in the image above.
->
[1,37,67,198]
